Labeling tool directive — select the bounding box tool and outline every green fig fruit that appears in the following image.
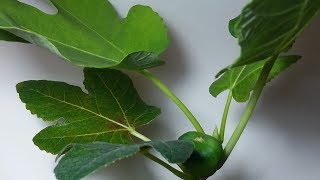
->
[179,131,223,179]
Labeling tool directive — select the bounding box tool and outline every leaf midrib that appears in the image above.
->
[230,66,246,89]
[53,2,126,55]
[234,66,263,88]
[1,26,120,64]
[97,74,131,128]
[238,0,315,65]
[28,88,129,129]
[36,129,127,140]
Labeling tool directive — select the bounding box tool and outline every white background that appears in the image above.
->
[1,0,320,180]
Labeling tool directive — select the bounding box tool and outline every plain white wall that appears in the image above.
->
[1,1,319,180]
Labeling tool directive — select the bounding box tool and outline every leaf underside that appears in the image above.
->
[222,0,320,72]
[210,55,301,102]
[17,68,161,154]
[0,0,168,69]
[0,29,27,42]
[54,140,194,180]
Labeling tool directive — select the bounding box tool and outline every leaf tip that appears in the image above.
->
[55,144,75,162]
[215,66,229,78]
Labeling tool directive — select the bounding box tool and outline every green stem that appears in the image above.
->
[218,91,233,141]
[129,129,151,141]
[139,70,205,133]
[142,151,195,180]
[222,56,278,165]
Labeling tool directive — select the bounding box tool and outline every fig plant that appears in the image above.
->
[1,0,319,179]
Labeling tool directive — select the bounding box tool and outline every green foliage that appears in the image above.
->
[179,132,223,178]
[210,55,301,102]
[116,52,165,70]
[219,0,320,74]
[0,0,168,69]
[54,140,194,180]
[5,0,320,179]
[228,16,240,38]
[17,68,160,154]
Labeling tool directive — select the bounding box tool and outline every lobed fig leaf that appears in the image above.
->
[210,55,301,102]
[219,0,320,75]
[16,68,161,154]
[0,0,168,69]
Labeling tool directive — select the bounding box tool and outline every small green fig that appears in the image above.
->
[179,131,223,179]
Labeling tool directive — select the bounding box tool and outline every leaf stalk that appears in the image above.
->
[142,151,195,180]
[139,70,205,133]
[218,91,233,141]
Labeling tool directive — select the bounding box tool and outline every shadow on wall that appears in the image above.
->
[218,169,256,180]
[255,15,320,160]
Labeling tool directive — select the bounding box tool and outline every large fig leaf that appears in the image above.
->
[54,140,194,180]
[210,55,301,102]
[0,0,168,69]
[16,69,161,154]
[224,0,320,70]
